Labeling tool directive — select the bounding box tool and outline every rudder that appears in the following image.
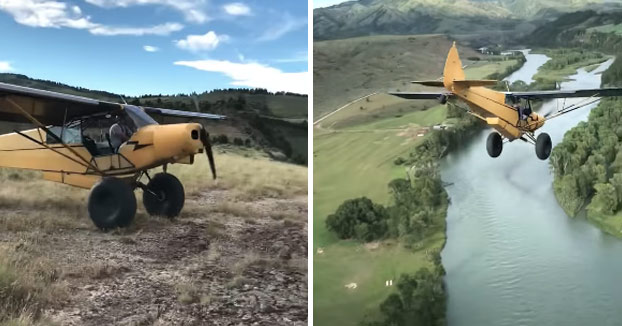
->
[443,42,466,90]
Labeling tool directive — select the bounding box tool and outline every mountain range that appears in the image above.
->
[314,0,619,40]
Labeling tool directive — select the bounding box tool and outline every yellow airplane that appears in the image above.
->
[0,82,224,229]
[390,43,622,160]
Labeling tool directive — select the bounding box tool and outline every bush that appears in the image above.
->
[325,197,388,242]
[213,135,229,144]
[233,138,244,146]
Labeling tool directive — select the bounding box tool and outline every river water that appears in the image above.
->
[441,53,622,325]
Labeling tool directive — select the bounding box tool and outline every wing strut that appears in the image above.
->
[5,97,104,175]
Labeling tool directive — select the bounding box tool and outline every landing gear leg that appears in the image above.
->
[486,132,503,158]
[535,133,552,160]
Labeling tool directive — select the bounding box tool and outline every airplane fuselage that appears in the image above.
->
[0,122,204,189]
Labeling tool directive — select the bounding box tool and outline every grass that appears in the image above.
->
[313,35,484,119]
[532,49,610,83]
[0,147,307,324]
[313,58,517,326]
[587,24,622,36]
[465,59,520,80]
[0,245,67,325]
[170,146,307,201]
[313,106,445,326]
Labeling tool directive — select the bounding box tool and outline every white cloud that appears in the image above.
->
[90,22,183,36]
[0,0,98,29]
[275,51,308,63]
[223,2,250,16]
[85,0,208,23]
[0,0,184,36]
[0,61,13,72]
[175,31,228,52]
[174,60,308,94]
[258,13,306,42]
[143,45,159,52]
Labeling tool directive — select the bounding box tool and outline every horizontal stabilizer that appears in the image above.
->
[453,80,498,87]
[411,80,445,87]
[389,92,448,100]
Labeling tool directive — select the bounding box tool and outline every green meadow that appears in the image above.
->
[313,59,514,326]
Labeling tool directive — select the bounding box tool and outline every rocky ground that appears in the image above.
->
[0,189,308,326]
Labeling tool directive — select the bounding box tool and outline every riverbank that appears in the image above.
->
[441,54,622,326]
[313,53,522,325]
[551,96,622,238]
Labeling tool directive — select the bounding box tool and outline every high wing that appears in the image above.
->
[389,92,449,100]
[0,82,121,125]
[505,88,622,100]
[0,82,226,125]
[143,107,226,120]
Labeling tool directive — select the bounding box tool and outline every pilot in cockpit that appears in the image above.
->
[109,115,134,152]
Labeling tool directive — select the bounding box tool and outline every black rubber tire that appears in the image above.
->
[143,173,185,218]
[536,133,552,160]
[439,94,448,105]
[88,178,137,230]
[486,132,503,158]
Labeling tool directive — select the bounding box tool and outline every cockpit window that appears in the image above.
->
[124,105,158,128]
[47,124,81,144]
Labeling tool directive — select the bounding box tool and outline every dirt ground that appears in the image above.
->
[0,188,308,326]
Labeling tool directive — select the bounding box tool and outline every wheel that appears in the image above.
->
[486,132,503,158]
[535,133,552,160]
[143,173,185,218]
[88,178,137,230]
[439,94,448,105]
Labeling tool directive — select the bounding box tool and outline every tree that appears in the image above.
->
[592,183,618,215]
[370,268,446,326]
[325,197,388,241]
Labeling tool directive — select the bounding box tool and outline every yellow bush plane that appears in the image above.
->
[0,82,224,229]
[390,43,622,160]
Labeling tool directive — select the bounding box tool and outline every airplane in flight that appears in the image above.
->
[390,42,622,160]
[0,82,224,229]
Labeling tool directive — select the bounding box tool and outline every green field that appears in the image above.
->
[313,58,516,325]
[587,24,622,36]
[532,49,611,83]
[313,108,446,325]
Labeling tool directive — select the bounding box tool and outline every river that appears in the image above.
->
[441,52,622,325]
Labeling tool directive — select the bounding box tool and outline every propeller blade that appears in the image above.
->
[200,128,217,179]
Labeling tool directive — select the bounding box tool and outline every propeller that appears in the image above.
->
[199,128,217,179]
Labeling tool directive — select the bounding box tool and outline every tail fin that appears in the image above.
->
[443,42,466,89]
[442,42,498,90]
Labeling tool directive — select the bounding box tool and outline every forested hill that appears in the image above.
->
[313,0,621,41]
[546,16,622,235]
[0,73,308,165]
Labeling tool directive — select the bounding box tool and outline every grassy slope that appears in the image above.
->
[0,147,307,324]
[313,55,515,325]
[313,35,482,120]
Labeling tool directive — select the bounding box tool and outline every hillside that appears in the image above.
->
[0,73,308,164]
[526,8,622,52]
[0,149,308,325]
[313,34,482,119]
[313,0,612,41]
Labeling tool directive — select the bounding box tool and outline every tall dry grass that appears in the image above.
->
[0,148,307,324]
[0,244,67,325]
[169,148,308,200]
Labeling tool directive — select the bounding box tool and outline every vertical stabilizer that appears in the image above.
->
[443,42,466,90]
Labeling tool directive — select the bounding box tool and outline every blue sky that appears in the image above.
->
[0,0,308,96]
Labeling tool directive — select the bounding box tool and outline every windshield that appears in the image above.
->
[124,105,158,128]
